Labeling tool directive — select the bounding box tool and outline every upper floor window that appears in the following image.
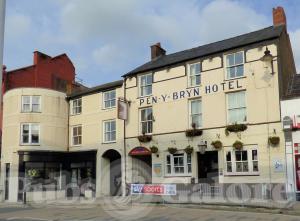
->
[225,51,244,79]
[189,99,202,128]
[139,73,152,97]
[140,107,152,134]
[72,98,82,115]
[72,125,82,146]
[103,90,116,109]
[227,91,246,124]
[103,120,116,143]
[21,123,40,145]
[188,62,201,87]
[225,148,258,175]
[22,96,41,112]
[166,152,192,176]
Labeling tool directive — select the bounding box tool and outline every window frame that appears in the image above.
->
[72,125,82,146]
[103,90,116,109]
[21,95,41,113]
[139,73,153,97]
[71,98,82,115]
[224,146,259,176]
[224,51,245,80]
[103,119,117,143]
[226,90,247,124]
[165,152,192,177]
[139,107,153,135]
[20,123,40,145]
[188,61,201,87]
[189,98,202,129]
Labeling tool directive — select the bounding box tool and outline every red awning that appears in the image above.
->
[129,146,151,156]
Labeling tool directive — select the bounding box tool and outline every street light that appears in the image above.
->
[260,47,274,75]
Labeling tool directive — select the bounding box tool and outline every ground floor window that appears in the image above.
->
[225,147,259,175]
[165,152,192,176]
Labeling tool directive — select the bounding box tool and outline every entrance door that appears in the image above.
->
[102,150,122,196]
[295,155,300,191]
[132,155,152,184]
[197,151,219,184]
[5,163,10,200]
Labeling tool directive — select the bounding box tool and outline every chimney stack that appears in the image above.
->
[33,51,51,65]
[273,6,286,27]
[151,42,166,60]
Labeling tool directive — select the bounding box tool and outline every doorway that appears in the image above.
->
[102,149,122,196]
[197,151,219,184]
[5,163,10,200]
[132,155,152,184]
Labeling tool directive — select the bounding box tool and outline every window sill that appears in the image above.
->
[20,144,40,146]
[102,106,116,111]
[186,85,201,89]
[70,113,82,116]
[21,111,42,113]
[71,145,82,147]
[137,94,152,99]
[224,76,246,81]
[164,174,192,178]
[102,141,116,144]
[224,172,259,176]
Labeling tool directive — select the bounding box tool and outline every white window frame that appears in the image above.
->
[140,107,153,135]
[188,62,201,87]
[103,90,116,109]
[165,152,192,177]
[103,119,116,143]
[21,96,41,113]
[227,91,247,124]
[139,73,152,97]
[189,99,202,128]
[225,51,245,80]
[72,125,82,146]
[20,123,40,145]
[71,98,82,115]
[224,146,259,176]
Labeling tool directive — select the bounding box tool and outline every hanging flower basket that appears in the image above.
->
[211,140,223,150]
[168,147,177,154]
[225,123,247,135]
[150,146,158,153]
[268,136,280,146]
[184,145,194,154]
[233,140,243,150]
[185,129,203,137]
[137,134,152,143]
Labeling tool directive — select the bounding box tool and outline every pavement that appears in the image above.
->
[0,200,299,221]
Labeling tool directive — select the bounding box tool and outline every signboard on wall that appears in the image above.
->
[153,163,162,177]
[273,158,284,173]
[131,184,176,195]
[129,147,151,156]
[118,99,128,120]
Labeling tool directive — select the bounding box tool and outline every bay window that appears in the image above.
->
[227,91,246,123]
[225,51,244,79]
[225,147,259,175]
[165,152,192,176]
[188,62,201,87]
[139,73,152,97]
[140,107,152,134]
[21,96,41,112]
[21,123,40,145]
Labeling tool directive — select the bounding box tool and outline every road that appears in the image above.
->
[0,203,298,221]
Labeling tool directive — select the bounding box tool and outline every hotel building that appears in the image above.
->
[1,7,299,202]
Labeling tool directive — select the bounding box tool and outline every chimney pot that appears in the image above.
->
[151,42,166,60]
[273,6,287,27]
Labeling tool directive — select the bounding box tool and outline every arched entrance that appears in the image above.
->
[102,149,122,196]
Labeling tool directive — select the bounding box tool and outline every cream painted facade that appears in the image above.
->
[1,88,68,202]
[124,44,286,185]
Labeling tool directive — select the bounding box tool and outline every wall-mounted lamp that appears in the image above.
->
[198,140,207,154]
[260,47,274,75]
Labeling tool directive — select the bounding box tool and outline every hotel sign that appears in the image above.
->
[139,79,243,106]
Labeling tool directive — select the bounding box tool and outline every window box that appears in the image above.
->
[185,128,203,137]
[225,123,247,135]
[211,140,223,150]
[137,134,152,143]
[268,136,280,146]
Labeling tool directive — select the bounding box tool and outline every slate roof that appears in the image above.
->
[124,25,285,77]
[288,74,300,96]
[68,80,123,99]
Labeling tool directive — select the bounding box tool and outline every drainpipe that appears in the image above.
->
[123,78,127,196]
[0,0,6,104]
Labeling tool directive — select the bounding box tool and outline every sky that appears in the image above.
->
[3,0,300,87]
